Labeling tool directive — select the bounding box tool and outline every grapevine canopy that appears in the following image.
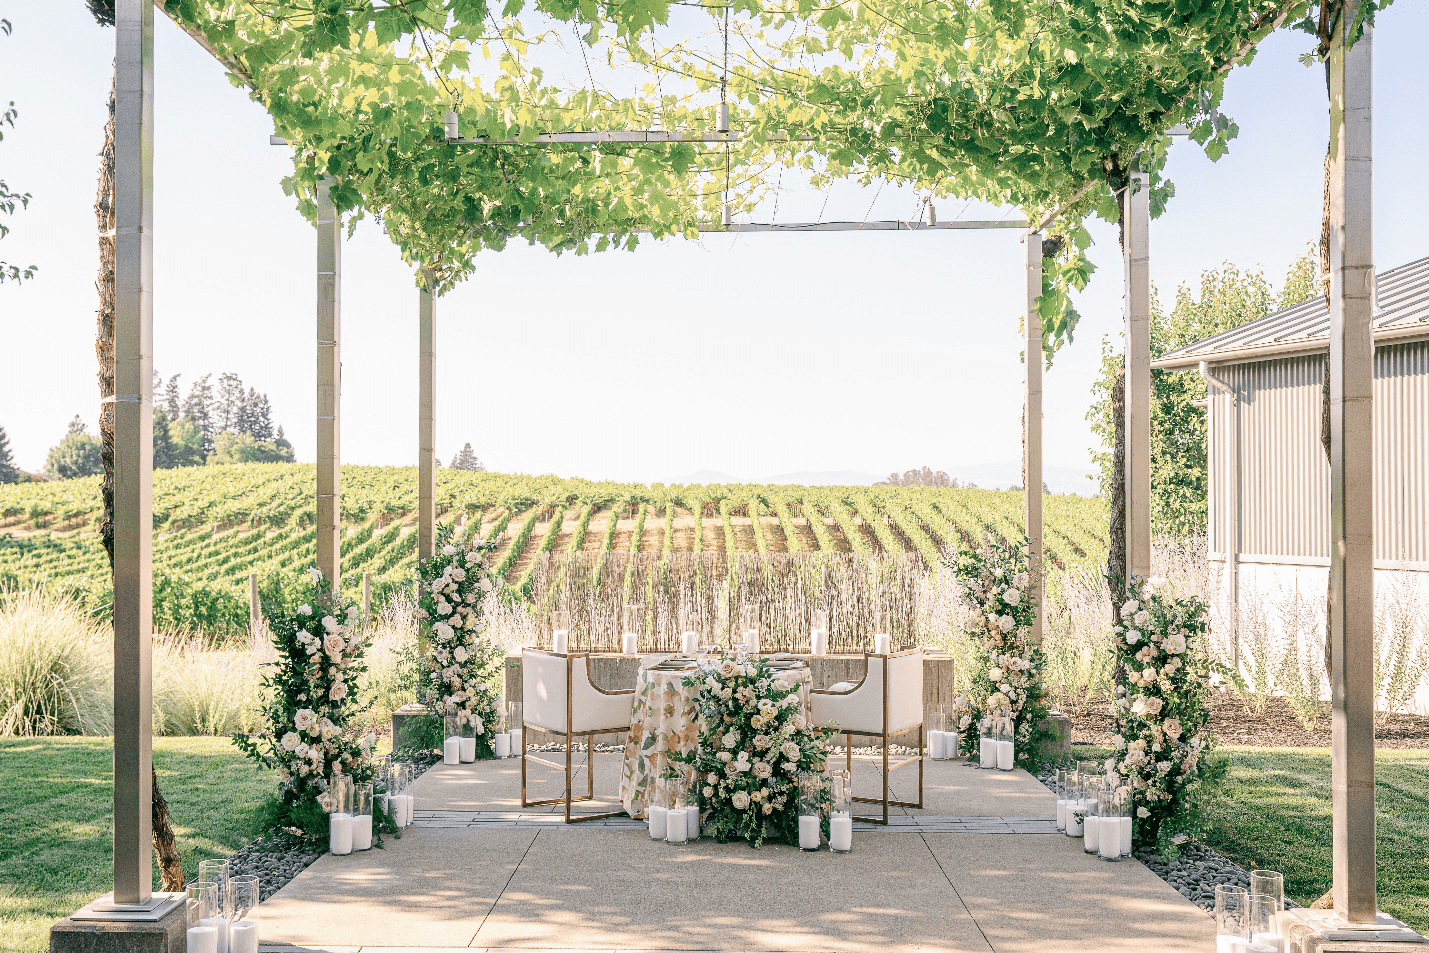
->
[164,0,1334,353]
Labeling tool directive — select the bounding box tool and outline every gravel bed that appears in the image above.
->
[1033,763,1286,916]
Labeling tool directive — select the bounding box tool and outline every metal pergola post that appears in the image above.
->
[1123,172,1153,582]
[1024,231,1044,643]
[418,276,437,562]
[316,178,342,588]
[112,0,155,907]
[1327,0,1376,923]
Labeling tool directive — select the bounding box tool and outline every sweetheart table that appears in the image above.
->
[618,659,811,819]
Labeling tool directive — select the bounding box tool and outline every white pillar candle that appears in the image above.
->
[1083,814,1099,853]
[647,805,668,839]
[1247,944,1276,953]
[199,918,229,953]
[681,631,699,654]
[1056,799,1068,831]
[443,736,461,765]
[187,926,218,953]
[330,812,354,854]
[948,731,959,758]
[397,794,414,827]
[493,733,511,758]
[665,808,688,844]
[507,727,523,757]
[798,815,820,850]
[686,806,700,840]
[1250,935,1284,953]
[378,792,390,822]
[229,921,258,953]
[996,739,1014,770]
[747,630,761,654]
[1119,816,1133,856]
[460,735,476,762]
[552,630,569,653]
[978,736,994,768]
[927,731,943,760]
[810,629,828,656]
[352,812,373,851]
[1216,938,1250,953]
[1099,823,1121,860]
[829,812,853,853]
[622,633,639,654]
[1066,806,1084,837]
[874,633,891,654]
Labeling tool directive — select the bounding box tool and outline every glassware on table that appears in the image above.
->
[797,773,823,851]
[550,610,571,653]
[736,603,760,655]
[1215,885,1251,952]
[228,876,260,953]
[621,604,643,654]
[828,768,853,853]
[196,859,230,922]
[186,881,219,953]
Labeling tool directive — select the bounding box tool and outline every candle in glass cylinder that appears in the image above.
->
[810,628,828,656]
[996,739,1014,770]
[493,733,511,758]
[187,926,218,953]
[443,735,461,765]
[198,919,228,953]
[507,727,522,758]
[1082,814,1099,854]
[329,813,353,854]
[681,631,699,654]
[829,813,853,853]
[685,805,700,840]
[460,733,476,763]
[622,633,639,654]
[665,808,688,844]
[1056,798,1068,831]
[1119,815,1133,856]
[874,633,891,655]
[798,815,820,850]
[978,734,994,769]
[552,630,569,653]
[1216,939,1250,953]
[228,922,258,953]
[351,812,373,851]
[1066,804,1084,837]
[1249,939,1282,953]
[647,805,668,840]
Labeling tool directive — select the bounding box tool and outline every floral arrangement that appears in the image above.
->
[1107,576,1216,851]
[676,655,834,847]
[235,569,376,832]
[949,538,1051,767]
[415,523,504,755]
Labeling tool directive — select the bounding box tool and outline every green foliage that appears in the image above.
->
[43,427,102,482]
[164,416,208,468]
[0,590,110,736]
[1088,249,1319,535]
[0,19,37,285]
[0,425,18,484]
[210,431,297,465]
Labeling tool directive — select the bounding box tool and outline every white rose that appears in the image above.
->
[1134,610,1150,627]
[718,751,732,763]
[294,742,310,758]
[781,741,801,761]
[294,709,316,731]
[454,646,469,663]
[989,667,1004,682]
[442,544,458,556]
[731,791,750,810]
[329,680,348,700]
[997,615,1015,633]
[1164,633,1187,655]
[1125,630,1141,645]
[323,633,346,657]
[280,732,300,751]
[1003,588,1022,606]
[298,604,312,615]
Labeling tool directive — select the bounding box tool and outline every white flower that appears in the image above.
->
[329,680,348,701]
[1120,600,1139,620]
[317,791,335,812]
[323,633,346,657]
[1014,571,1030,589]
[1125,630,1141,645]
[1148,576,1167,589]
[752,761,772,779]
[1003,588,1022,606]
[294,741,310,758]
[781,741,801,761]
[308,567,324,584]
[280,732,300,751]
[1137,806,1151,818]
[442,544,459,556]
[703,786,714,797]
[718,751,732,763]
[1133,610,1150,627]
[1164,633,1187,655]
[294,709,316,731]
[731,791,750,810]
[989,667,1004,682]
[479,578,494,593]
[997,615,1015,633]
[453,646,469,663]
[298,604,312,615]
[322,615,338,631]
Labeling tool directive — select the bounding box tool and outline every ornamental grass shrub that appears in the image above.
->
[0,588,111,735]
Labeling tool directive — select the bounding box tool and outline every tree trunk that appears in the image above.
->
[97,67,186,897]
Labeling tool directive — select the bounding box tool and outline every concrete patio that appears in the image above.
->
[256,754,1215,953]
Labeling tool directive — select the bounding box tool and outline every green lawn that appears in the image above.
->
[0,737,273,953]
[1074,743,1429,933]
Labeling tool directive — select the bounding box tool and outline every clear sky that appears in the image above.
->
[1,3,1426,487]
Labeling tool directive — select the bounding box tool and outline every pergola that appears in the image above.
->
[79,0,1395,944]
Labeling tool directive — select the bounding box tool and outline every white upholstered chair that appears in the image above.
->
[520,649,635,822]
[810,648,924,824]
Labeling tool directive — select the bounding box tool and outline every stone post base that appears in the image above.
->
[1037,711,1073,761]
[52,893,186,953]
[1282,908,1429,952]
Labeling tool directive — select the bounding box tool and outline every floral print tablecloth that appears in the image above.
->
[619,662,810,818]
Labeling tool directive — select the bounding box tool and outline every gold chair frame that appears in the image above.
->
[519,649,634,824]
[811,648,925,825]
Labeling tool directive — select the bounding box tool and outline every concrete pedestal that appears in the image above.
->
[51,894,186,953]
[1282,909,1429,952]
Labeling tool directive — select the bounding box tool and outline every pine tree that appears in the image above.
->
[67,415,88,435]
[163,374,182,419]
[0,425,18,483]
[239,388,274,441]
[215,373,245,435]
[274,425,293,454]
[182,374,215,454]
[450,443,484,471]
[152,407,177,469]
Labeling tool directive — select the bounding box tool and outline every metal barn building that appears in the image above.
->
[1154,256,1429,710]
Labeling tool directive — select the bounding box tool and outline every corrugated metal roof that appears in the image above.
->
[1155,255,1429,368]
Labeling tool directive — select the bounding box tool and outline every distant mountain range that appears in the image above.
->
[665,462,1099,497]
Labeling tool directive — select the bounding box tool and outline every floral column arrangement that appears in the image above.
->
[416,524,504,755]
[949,540,1050,766]
[1108,576,1215,853]
[235,568,376,833]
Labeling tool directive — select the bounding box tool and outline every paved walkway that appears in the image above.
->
[256,753,1214,952]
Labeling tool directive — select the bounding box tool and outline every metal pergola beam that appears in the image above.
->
[316,178,342,588]
[1024,232,1044,644]
[699,219,1028,232]
[1123,172,1153,582]
[418,279,437,562]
